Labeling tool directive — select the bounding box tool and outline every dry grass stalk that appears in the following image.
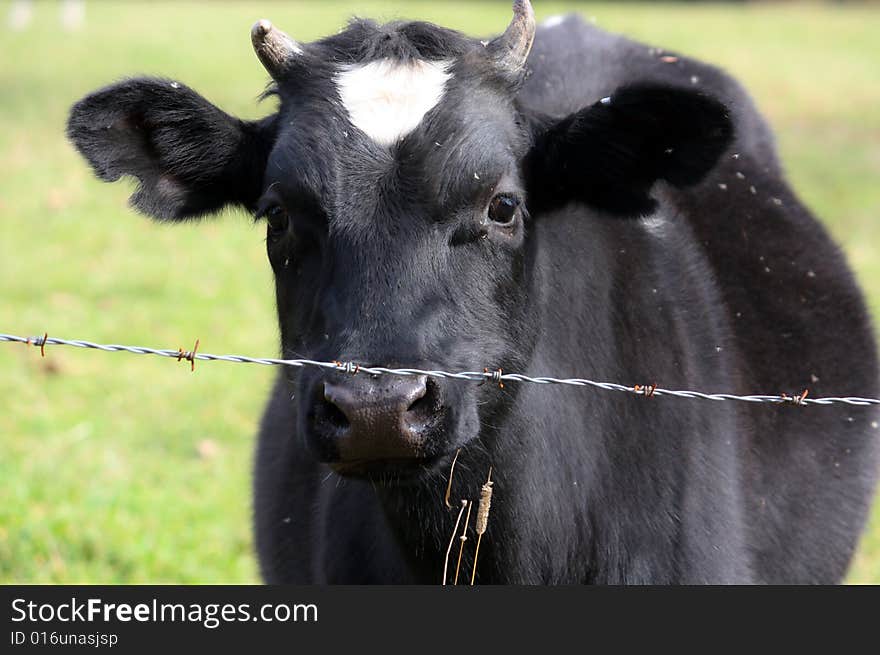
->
[453,500,473,585]
[442,499,467,586]
[444,448,461,509]
[470,468,494,585]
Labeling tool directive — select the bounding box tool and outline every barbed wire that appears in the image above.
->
[2,332,879,408]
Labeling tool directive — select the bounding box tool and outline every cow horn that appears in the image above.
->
[251,19,302,79]
[489,0,536,77]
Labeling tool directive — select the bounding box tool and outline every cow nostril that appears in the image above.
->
[405,377,438,423]
[406,392,429,416]
[320,383,350,430]
[324,399,350,429]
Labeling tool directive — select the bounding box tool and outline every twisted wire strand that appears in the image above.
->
[2,332,879,407]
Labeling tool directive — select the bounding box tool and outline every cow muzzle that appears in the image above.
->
[307,372,447,475]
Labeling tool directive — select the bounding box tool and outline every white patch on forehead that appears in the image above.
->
[334,58,452,147]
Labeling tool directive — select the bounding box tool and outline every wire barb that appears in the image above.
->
[176,338,200,372]
[634,383,657,398]
[782,388,809,406]
[333,360,360,375]
[481,367,504,389]
[3,332,879,408]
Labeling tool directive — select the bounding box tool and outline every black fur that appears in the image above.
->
[525,84,733,216]
[68,12,879,584]
[67,78,277,219]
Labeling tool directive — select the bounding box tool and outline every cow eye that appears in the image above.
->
[265,206,289,240]
[487,194,520,226]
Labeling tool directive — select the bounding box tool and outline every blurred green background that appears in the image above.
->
[0,1,878,583]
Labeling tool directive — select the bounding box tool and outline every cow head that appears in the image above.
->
[68,1,732,479]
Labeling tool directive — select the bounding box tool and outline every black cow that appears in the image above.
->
[68,1,879,583]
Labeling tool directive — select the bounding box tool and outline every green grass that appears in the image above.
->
[1,1,878,583]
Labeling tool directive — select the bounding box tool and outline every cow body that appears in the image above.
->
[253,15,879,584]
[67,5,879,584]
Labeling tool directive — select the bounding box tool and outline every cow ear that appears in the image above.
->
[524,84,733,217]
[67,77,277,221]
